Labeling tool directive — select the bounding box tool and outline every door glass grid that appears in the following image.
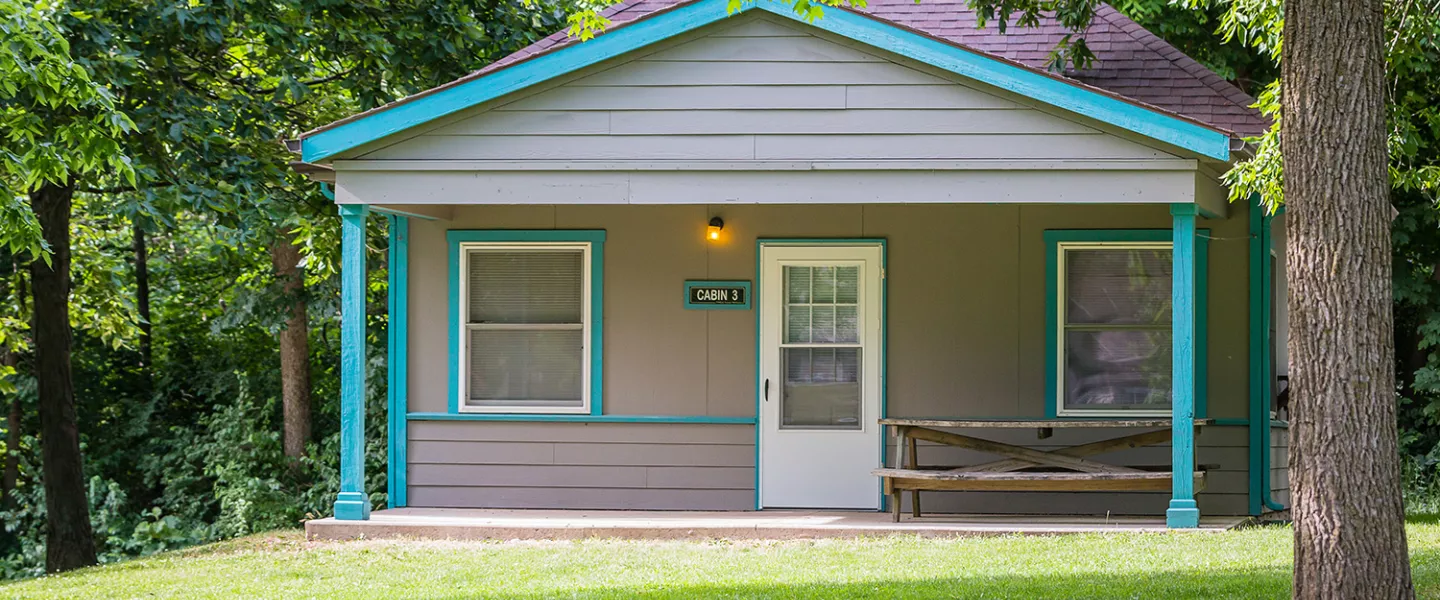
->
[781,265,861,430]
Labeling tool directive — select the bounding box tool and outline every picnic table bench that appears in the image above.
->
[873,418,1213,521]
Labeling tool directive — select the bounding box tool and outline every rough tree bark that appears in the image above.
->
[133,219,152,379]
[28,182,98,572]
[271,229,311,460]
[1284,0,1413,597]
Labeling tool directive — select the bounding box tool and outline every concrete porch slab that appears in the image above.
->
[305,508,1251,541]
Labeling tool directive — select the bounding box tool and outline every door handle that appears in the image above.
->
[764,378,770,401]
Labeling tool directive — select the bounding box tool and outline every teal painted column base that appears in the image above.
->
[333,492,372,521]
[1166,500,1200,528]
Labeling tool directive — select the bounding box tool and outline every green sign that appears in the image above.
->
[683,280,751,310]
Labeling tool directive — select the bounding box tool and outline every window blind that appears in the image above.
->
[465,247,585,410]
[468,250,582,325]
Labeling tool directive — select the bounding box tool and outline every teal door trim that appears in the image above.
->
[298,0,1232,163]
[386,215,410,509]
[334,204,371,521]
[1166,204,1200,529]
[753,238,888,511]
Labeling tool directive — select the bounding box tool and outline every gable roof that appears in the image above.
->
[485,0,1266,136]
[298,0,1256,163]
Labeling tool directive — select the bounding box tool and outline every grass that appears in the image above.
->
[4,517,1440,599]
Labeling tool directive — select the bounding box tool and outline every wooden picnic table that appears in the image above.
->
[874,417,1214,521]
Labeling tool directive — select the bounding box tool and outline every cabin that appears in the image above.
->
[290,0,1289,529]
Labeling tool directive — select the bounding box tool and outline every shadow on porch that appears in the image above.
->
[304,508,1250,541]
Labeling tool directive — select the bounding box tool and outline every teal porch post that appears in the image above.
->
[334,204,371,521]
[1167,204,1201,528]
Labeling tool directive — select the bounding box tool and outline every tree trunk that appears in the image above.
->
[1284,0,1413,597]
[28,182,97,573]
[2,349,18,506]
[271,229,311,460]
[133,219,152,380]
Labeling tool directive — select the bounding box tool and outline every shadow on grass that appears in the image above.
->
[441,568,1297,600]
[1408,513,1440,526]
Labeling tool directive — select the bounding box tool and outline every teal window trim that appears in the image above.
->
[408,412,754,424]
[386,215,409,509]
[753,238,888,511]
[299,0,1231,163]
[447,230,606,416]
[1043,228,1210,419]
[683,280,752,310]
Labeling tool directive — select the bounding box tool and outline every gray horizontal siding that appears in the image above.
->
[408,421,755,510]
[364,133,1167,162]
[358,15,1180,164]
[407,421,1255,515]
[1271,426,1290,504]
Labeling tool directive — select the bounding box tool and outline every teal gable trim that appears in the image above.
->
[756,1,1230,160]
[408,412,754,424]
[386,215,409,509]
[1044,229,1210,420]
[300,0,1232,162]
[447,230,606,415]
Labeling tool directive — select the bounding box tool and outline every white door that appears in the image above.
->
[759,243,883,509]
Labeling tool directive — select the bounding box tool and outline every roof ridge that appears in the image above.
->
[1092,3,1262,122]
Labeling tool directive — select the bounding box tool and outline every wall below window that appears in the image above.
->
[401,202,1258,514]
[408,421,755,510]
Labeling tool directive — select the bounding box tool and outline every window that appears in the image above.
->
[1045,230,1206,418]
[455,239,598,413]
[1057,243,1173,415]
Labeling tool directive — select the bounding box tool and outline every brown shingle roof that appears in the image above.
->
[479,0,1268,137]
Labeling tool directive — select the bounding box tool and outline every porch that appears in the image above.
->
[304,508,1251,541]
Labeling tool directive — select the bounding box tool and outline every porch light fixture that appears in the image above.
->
[707,217,725,241]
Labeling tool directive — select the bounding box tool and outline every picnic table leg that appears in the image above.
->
[892,425,906,522]
[907,435,921,518]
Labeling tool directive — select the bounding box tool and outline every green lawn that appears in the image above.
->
[5,517,1440,599]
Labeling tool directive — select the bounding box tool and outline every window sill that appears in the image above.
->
[1054,412,1177,419]
[409,412,757,424]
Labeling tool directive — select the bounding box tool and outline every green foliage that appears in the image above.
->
[0,0,578,578]
[0,0,134,259]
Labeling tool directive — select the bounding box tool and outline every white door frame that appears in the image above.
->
[755,240,886,510]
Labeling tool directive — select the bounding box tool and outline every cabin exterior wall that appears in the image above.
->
[400,203,1255,515]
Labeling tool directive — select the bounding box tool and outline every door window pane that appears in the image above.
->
[782,347,861,429]
[783,265,860,344]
